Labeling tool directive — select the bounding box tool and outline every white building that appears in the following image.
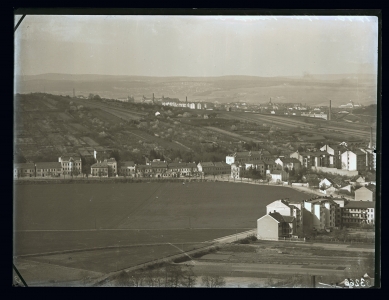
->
[266,199,303,236]
[58,155,82,175]
[303,198,338,230]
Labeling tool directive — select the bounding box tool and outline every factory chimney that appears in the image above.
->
[152,93,155,104]
[370,126,373,148]
[329,100,331,121]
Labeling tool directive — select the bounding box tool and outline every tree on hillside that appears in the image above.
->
[201,275,226,288]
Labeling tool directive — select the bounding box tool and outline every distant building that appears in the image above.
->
[104,158,117,177]
[226,151,262,165]
[342,201,375,226]
[257,212,296,240]
[275,157,301,172]
[230,163,243,179]
[354,186,374,202]
[270,170,289,182]
[341,150,366,172]
[59,155,82,175]
[35,162,62,177]
[197,162,215,175]
[120,161,136,177]
[14,163,35,178]
[303,198,338,231]
[91,161,109,177]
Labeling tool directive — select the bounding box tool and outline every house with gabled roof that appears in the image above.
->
[257,211,296,240]
[354,186,375,202]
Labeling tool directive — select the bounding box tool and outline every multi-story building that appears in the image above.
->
[197,162,215,175]
[342,201,375,226]
[59,155,82,176]
[136,165,153,177]
[104,158,117,177]
[167,162,198,177]
[332,197,347,228]
[14,163,35,178]
[266,199,303,236]
[120,161,136,177]
[341,150,366,172]
[230,163,243,179]
[245,160,266,175]
[213,162,231,175]
[151,161,168,178]
[35,162,63,177]
[226,151,262,165]
[303,198,338,231]
[91,161,108,177]
[275,157,301,172]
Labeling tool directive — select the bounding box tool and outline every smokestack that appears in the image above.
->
[152,93,154,103]
[370,127,373,148]
[329,100,331,121]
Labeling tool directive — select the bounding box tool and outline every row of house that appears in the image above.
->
[14,155,82,178]
[88,159,231,178]
[227,151,300,182]
[257,197,375,240]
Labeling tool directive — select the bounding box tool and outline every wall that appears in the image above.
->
[257,215,279,240]
[355,188,373,202]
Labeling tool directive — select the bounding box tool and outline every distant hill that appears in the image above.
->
[15,73,377,106]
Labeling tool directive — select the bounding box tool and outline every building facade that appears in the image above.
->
[342,201,375,226]
[59,155,82,176]
[35,162,63,177]
[14,163,35,178]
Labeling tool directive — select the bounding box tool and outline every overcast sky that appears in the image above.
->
[14,15,378,77]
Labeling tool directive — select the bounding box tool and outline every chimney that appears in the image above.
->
[329,100,331,121]
[152,93,155,103]
[370,127,373,148]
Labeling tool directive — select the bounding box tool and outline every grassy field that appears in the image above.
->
[14,181,307,284]
[14,182,306,231]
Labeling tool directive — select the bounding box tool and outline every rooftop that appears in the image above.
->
[269,212,295,223]
[35,162,62,169]
[151,161,168,167]
[14,163,35,169]
[91,162,108,168]
[345,201,375,209]
[198,162,215,167]
[121,161,135,167]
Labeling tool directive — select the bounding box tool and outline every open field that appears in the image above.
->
[14,182,307,285]
[14,182,306,232]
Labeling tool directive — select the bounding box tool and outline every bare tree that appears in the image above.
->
[116,270,130,287]
[182,265,197,287]
[201,274,226,288]
[129,271,145,287]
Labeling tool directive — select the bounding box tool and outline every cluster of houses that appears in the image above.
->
[14,155,82,178]
[227,141,376,183]
[257,195,375,240]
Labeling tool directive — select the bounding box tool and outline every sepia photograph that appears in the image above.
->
[13,10,380,288]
